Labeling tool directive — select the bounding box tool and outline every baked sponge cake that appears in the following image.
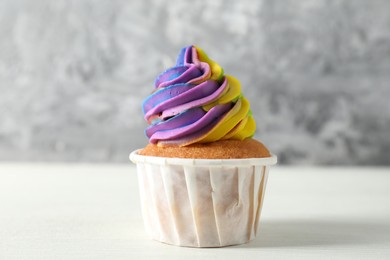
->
[140,139,270,159]
[130,45,276,247]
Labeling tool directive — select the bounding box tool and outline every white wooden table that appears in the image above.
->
[0,164,389,259]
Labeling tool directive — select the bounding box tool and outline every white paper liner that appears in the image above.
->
[130,150,277,247]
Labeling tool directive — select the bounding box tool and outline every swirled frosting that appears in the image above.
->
[142,45,256,147]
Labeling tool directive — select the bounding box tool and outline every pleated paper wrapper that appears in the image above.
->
[130,150,277,247]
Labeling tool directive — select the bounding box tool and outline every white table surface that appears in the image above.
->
[0,163,389,260]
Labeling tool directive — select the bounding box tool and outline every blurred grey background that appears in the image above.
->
[0,0,389,165]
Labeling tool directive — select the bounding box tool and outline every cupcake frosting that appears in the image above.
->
[142,45,256,146]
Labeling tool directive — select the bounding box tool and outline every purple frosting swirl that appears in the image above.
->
[142,45,254,146]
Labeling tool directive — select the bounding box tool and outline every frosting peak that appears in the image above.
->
[142,45,256,147]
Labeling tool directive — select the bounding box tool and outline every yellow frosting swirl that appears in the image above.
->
[142,45,256,146]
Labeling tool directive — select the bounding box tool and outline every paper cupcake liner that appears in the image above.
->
[130,150,277,247]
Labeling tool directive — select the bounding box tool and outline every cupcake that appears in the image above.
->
[130,45,276,247]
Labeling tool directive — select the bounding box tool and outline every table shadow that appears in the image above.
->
[236,219,390,248]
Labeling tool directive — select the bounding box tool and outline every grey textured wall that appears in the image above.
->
[0,0,390,164]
